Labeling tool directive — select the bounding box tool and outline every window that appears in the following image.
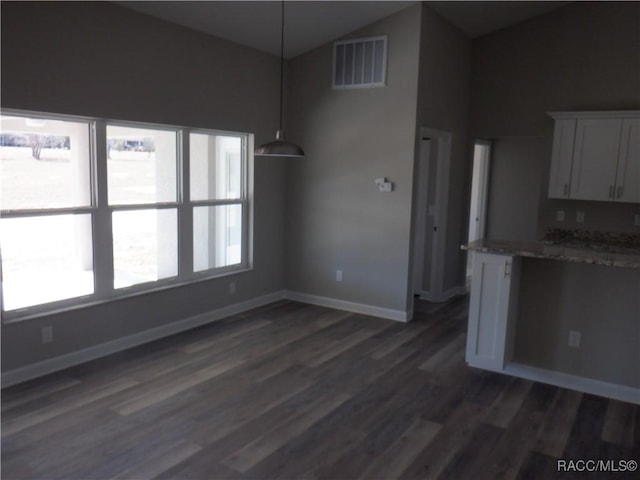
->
[107,124,179,288]
[190,132,246,272]
[333,36,387,89]
[0,115,94,310]
[0,111,252,319]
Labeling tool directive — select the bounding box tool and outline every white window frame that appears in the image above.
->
[0,109,254,322]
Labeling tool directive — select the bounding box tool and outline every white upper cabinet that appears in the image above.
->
[615,118,640,203]
[571,118,622,201]
[548,111,640,203]
[548,119,577,198]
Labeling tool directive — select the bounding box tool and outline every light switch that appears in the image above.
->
[556,210,565,222]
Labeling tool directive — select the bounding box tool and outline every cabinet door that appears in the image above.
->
[466,253,520,371]
[570,118,622,201]
[548,119,576,199]
[614,118,640,203]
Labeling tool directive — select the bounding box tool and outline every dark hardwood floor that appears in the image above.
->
[2,298,638,479]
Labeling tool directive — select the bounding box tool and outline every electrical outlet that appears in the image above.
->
[556,210,565,222]
[336,269,343,282]
[42,326,53,344]
[229,282,236,295]
[576,211,585,223]
[568,330,581,348]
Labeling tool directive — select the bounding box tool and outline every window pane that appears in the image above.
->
[0,115,91,210]
[112,209,177,288]
[107,125,177,205]
[0,214,94,310]
[190,133,242,201]
[193,204,242,271]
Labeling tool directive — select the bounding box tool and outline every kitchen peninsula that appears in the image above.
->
[462,236,640,404]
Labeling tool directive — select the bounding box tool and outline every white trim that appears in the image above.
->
[549,110,640,120]
[503,362,640,405]
[416,285,467,303]
[1,290,286,388]
[285,290,410,322]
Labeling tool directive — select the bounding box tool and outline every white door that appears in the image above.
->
[466,140,491,281]
[412,128,451,302]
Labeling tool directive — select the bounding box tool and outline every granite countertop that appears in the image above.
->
[462,238,640,269]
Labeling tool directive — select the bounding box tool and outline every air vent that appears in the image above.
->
[333,36,387,89]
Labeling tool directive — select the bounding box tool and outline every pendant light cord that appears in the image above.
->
[279,0,285,132]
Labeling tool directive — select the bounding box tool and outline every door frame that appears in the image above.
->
[468,139,491,243]
[412,127,452,302]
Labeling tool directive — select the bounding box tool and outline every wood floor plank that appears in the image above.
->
[1,299,638,480]
[532,387,583,457]
[369,322,431,360]
[1,377,139,437]
[180,318,272,354]
[601,398,637,449]
[418,332,466,372]
[356,418,442,480]
[222,390,351,472]
[0,376,81,412]
[479,382,558,480]
[110,356,247,415]
[303,327,389,368]
[108,441,202,480]
[399,401,486,479]
[189,367,316,446]
[483,377,534,429]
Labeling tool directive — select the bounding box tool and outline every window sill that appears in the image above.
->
[1,266,253,325]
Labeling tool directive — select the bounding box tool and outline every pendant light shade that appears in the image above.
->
[255,1,304,158]
[255,129,304,157]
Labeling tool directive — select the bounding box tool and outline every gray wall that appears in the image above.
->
[1,2,286,371]
[485,138,547,242]
[471,1,640,239]
[516,259,640,388]
[414,6,472,295]
[471,1,640,389]
[285,5,422,313]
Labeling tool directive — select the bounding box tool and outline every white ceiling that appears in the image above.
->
[117,1,570,59]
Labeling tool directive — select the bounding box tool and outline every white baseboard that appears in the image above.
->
[416,285,467,303]
[1,290,287,388]
[504,362,640,405]
[285,291,411,322]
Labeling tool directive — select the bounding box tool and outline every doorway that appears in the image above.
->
[412,127,452,302]
[466,140,491,284]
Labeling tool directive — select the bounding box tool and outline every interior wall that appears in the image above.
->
[414,5,472,297]
[285,5,422,313]
[471,1,640,239]
[516,259,640,388]
[485,138,547,242]
[0,2,286,372]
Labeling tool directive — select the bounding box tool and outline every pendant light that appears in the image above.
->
[255,0,304,157]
